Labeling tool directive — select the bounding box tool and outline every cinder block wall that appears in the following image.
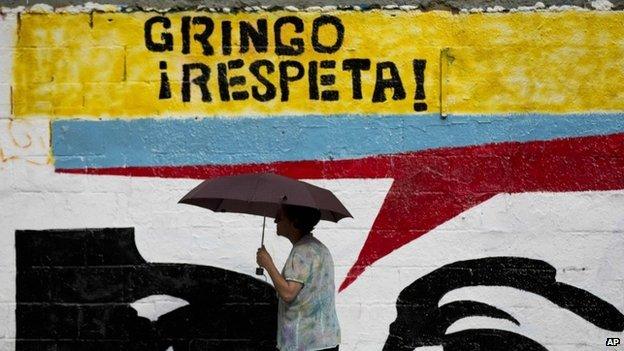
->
[1,1,624,350]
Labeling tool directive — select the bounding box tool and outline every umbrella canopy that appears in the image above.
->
[178,173,352,222]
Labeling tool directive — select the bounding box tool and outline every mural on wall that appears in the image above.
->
[16,228,624,350]
[16,228,278,350]
[2,6,624,351]
[54,123,624,290]
[384,257,624,350]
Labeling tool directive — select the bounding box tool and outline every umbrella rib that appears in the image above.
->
[216,198,225,211]
[248,176,262,208]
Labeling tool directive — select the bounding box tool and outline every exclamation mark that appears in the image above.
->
[413,59,427,112]
[159,61,171,99]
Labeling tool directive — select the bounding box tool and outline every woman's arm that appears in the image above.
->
[257,246,303,303]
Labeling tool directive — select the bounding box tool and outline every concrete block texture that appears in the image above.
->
[3,0,624,11]
[3,2,624,351]
[0,15,16,119]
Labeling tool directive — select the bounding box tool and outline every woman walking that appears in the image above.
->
[257,204,341,351]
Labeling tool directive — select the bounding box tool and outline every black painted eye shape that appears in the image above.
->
[383,256,624,351]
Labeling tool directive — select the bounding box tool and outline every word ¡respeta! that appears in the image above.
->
[144,14,429,111]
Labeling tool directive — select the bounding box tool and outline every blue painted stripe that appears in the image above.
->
[52,113,624,169]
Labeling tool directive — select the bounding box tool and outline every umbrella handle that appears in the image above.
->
[256,216,266,276]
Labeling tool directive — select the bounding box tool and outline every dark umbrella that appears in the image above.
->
[178,172,352,274]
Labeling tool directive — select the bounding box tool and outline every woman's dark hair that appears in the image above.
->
[282,204,321,234]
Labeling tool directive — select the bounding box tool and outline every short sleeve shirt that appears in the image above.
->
[277,234,341,351]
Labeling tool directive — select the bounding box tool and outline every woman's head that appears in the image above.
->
[275,204,321,237]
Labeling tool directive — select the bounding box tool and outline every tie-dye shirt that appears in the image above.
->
[278,234,341,351]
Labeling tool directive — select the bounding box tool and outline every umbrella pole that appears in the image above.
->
[261,216,266,246]
[256,216,266,276]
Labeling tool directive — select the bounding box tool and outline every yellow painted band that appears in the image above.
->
[13,10,624,118]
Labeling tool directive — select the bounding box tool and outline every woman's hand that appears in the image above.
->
[256,246,303,302]
[256,246,273,269]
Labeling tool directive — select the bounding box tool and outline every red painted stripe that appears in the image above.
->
[58,133,624,291]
